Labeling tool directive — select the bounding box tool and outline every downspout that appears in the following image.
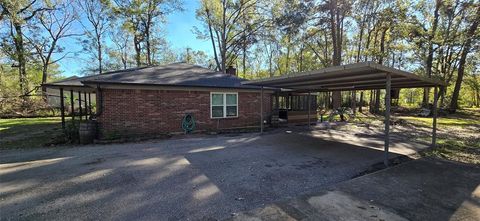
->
[92,84,103,140]
[93,85,103,118]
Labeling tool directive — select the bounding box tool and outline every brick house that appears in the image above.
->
[44,63,273,137]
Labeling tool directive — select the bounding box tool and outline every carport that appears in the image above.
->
[243,62,446,166]
[43,76,97,130]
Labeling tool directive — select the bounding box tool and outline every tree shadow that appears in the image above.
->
[0,131,462,220]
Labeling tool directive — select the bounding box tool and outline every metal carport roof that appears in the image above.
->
[243,62,445,167]
[242,62,445,91]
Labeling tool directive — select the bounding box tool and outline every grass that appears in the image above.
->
[351,112,382,124]
[1,108,479,165]
[0,117,64,149]
[424,138,480,164]
[351,108,480,165]
[396,113,479,128]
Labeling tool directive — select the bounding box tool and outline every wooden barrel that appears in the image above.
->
[271,115,279,127]
[79,121,97,144]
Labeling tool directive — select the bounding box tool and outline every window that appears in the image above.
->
[211,92,238,118]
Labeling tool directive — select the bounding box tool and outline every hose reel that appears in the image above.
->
[181,113,196,134]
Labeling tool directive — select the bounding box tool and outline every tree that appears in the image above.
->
[111,0,182,66]
[320,0,352,108]
[422,0,441,107]
[324,0,350,66]
[26,0,78,96]
[78,0,110,74]
[435,0,464,107]
[141,0,182,65]
[0,0,52,100]
[195,0,266,72]
[108,25,133,70]
[450,3,479,112]
[178,47,212,67]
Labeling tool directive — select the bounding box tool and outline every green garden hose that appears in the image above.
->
[181,113,196,134]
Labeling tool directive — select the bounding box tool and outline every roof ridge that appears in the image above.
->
[169,62,221,73]
[100,66,152,75]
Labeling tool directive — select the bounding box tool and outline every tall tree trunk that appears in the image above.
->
[145,7,152,65]
[134,34,141,67]
[439,86,446,108]
[97,28,103,74]
[323,31,329,65]
[299,44,304,72]
[359,91,363,112]
[285,35,291,74]
[41,39,57,96]
[374,27,388,113]
[13,23,28,102]
[205,9,221,71]
[356,23,364,62]
[145,23,151,65]
[369,90,374,113]
[242,35,247,78]
[422,0,441,107]
[220,0,227,73]
[450,6,480,112]
[364,28,373,62]
[267,43,274,77]
[374,89,380,113]
[329,0,342,109]
[477,88,480,107]
[330,0,340,66]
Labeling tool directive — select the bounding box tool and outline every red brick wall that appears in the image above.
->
[97,89,271,136]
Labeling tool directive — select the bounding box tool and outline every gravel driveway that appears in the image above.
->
[0,129,424,220]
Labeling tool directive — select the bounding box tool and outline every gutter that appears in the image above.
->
[81,80,279,91]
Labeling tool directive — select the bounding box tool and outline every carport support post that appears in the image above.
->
[384,73,391,167]
[70,90,74,121]
[432,86,439,148]
[275,92,279,114]
[352,90,356,116]
[308,91,311,128]
[60,88,65,130]
[84,92,88,117]
[260,86,264,134]
[78,91,82,121]
[88,93,91,118]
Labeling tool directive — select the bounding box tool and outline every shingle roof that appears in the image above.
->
[44,75,83,86]
[44,63,261,90]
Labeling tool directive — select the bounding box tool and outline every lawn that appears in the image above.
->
[396,108,480,128]
[0,117,64,149]
[409,109,480,164]
[353,108,480,164]
[1,109,479,164]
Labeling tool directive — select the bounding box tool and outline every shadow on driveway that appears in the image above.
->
[231,158,480,221]
[1,130,421,220]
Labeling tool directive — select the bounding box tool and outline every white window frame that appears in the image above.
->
[210,92,238,119]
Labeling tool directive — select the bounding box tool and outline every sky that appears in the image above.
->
[57,0,213,77]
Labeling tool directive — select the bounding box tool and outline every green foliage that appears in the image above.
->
[0,117,64,149]
[1,0,479,118]
[64,121,79,143]
[102,130,122,140]
[0,63,63,117]
[426,137,480,165]
[417,108,480,164]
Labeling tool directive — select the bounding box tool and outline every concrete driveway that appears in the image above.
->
[0,129,426,220]
[231,158,480,221]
